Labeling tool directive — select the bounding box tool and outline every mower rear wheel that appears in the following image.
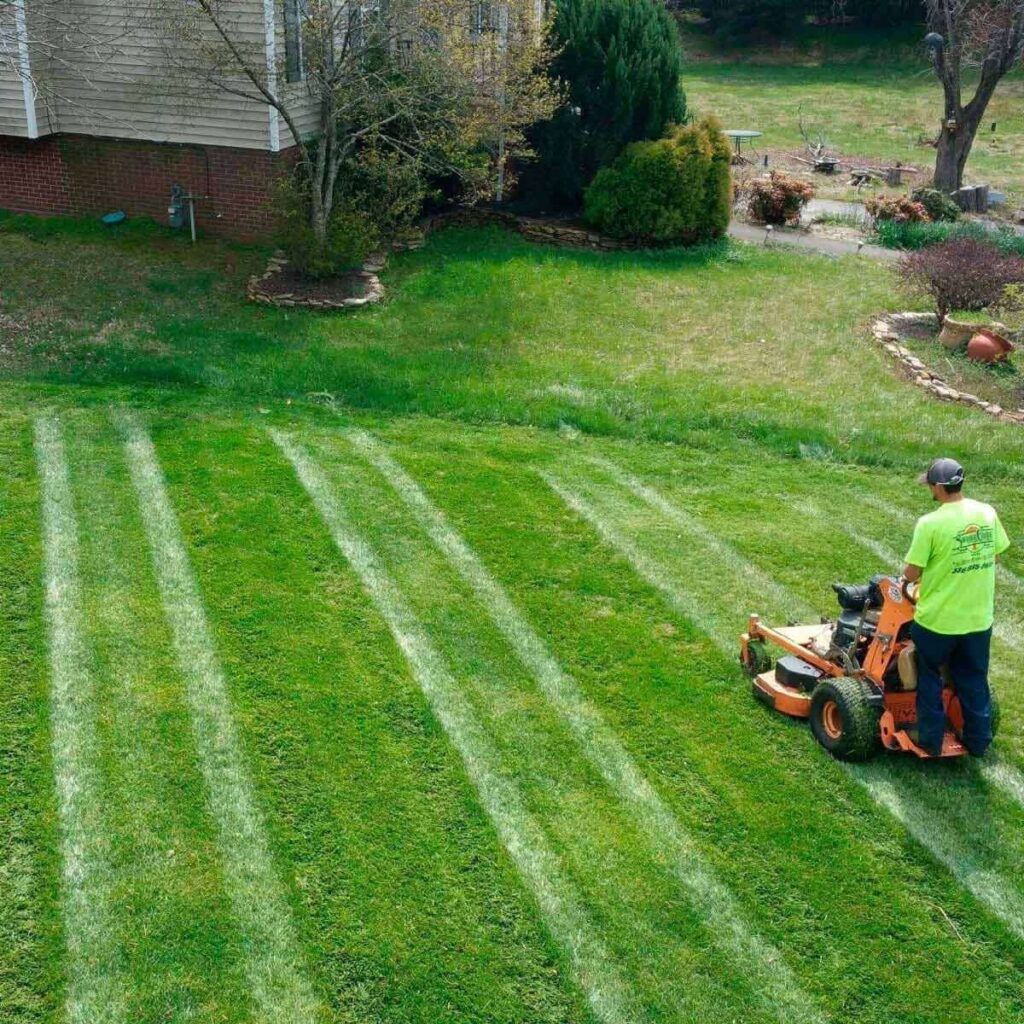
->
[809,677,881,762]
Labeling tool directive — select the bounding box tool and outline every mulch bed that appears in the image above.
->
[248,255,385,310]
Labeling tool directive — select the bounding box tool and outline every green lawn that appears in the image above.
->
[3,218,1024,1024]
[678,22,1024,205]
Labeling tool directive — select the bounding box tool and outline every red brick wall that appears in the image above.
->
[0,136,68,217]
[0,134,297,240]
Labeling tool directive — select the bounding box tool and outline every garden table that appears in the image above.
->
[723,129,762,165]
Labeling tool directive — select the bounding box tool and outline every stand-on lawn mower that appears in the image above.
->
[740,575,998,761]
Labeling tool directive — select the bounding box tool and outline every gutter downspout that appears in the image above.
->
[14,0,38,139]
[263,0,281,152]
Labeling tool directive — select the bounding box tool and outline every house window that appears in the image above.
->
[471,0,492,37]
[284,0,303,82]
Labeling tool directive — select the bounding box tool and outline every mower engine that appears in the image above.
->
[739,575,987,761]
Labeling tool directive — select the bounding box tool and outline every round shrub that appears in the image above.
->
[520,0,686,212]
[865,194,930,224]
[745,171,814,226]
[898,238,1024,321]
[910,187,961,223]
[582,119,731,245]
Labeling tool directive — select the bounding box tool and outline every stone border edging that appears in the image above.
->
[247,251,385,310]
[417,207,647,251]
[871,313,1024,425]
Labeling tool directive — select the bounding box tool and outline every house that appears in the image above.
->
[0,0,318,238]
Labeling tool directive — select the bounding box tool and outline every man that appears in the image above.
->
[902,457,1010,757]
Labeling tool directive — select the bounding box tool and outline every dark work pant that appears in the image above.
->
[911,621,993,756]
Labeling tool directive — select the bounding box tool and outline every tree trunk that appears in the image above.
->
[933,115,981,193]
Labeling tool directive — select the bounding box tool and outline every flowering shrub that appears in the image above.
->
[898,238,1024,320]
[744,172,814,225]
[865,194,930,224]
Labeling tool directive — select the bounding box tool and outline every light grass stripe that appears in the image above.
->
[853,767,1024,940]
[348,430,825,1024]
[542,473,727,652]
[271,429,641,1024]
[118,414,318,1024]
[546,468,1024,942]
[34,414,125,1024]
[587,455,817,623]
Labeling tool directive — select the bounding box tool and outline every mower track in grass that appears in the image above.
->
[316,423,1024,1023]
[69,415,249,1022]
[270,428,643,1024]
[540,453,1024,968]
[34,414,126,1024]
[118,414,321,1024]
[2,414,60,1024]
[344,428,825,1024]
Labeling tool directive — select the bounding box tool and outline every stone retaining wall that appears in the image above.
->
[872,313,1024,425]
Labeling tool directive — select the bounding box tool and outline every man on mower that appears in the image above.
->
[901,458,1011,757]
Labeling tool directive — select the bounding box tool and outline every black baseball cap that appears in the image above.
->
[918,457,965,486]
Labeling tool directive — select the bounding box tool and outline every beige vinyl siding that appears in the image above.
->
[51,0,275,150]
[275,3,320,150]
[0,5,30,136]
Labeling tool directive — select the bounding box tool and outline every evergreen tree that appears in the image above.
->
[520,0,685,212]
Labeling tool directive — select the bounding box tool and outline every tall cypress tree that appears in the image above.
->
[519,0,685,212]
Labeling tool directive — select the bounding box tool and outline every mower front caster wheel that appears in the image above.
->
[810,677,881,762]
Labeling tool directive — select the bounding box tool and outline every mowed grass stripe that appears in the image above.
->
[855,769,1024,939]
[546,461,1024,943]
[587,455,816,624]
[34,414,125,1024]
[350,429,825,1024]
[271,429,642,1024]
[118,414,319,1024]
[70,417,245,1021]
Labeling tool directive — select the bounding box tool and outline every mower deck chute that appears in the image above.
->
[740,575,983,761]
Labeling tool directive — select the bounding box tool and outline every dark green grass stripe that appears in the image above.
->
[304,437,779,1022]
[0,414,62,1024]
[67,413,249,1023]
[150,418,595,1024]
[271,427,643,1024]
[360,427,1024,1023]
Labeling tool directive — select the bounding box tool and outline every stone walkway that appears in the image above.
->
[727,221,899,262]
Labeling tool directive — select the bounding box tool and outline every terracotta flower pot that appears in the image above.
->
[938,316,975,350]
[967,328,1014,363]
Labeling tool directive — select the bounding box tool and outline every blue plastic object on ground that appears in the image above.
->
[101,211,126,226]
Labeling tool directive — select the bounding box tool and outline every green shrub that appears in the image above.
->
[279,208,380,279]
[582,119,731,245]
[520,0,685,212]
[910,187,961,222]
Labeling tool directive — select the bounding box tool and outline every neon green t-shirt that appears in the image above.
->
[905,497,1010,635]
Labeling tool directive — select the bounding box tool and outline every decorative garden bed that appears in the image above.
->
[248,253,385,310]
[871,313,1024,424]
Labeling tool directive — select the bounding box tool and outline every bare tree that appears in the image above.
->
[926,0,1024,192]
[165,0,558,251]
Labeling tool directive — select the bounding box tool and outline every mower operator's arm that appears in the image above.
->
[902,563,923,583]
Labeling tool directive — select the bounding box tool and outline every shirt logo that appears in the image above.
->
[953,523,993,555]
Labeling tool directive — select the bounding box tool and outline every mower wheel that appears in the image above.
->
[809,677,881,762]
[741,640,773,679]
